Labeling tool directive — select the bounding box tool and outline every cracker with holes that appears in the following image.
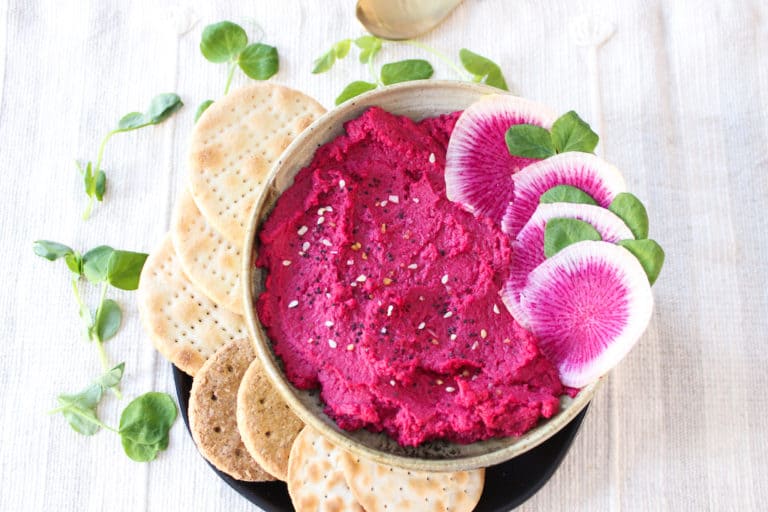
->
[237,357,304,481]
[137,235,247,376]
[287,427,364,512]
[339,451,484,512]
[188,338,275,482]
[188,83,326,245]
[171,188,244,315]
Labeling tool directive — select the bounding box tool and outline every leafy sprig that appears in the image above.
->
[78,93,183,219]
[196,20,279,121]
[505,111,599,159]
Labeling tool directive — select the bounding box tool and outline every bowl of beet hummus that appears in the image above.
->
[243,81,598,471]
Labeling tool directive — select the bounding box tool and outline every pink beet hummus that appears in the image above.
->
[256,107,564,447]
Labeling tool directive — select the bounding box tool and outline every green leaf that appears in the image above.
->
[195,100,214,122]
[117,112,147,130]
[82,245,115,283]
[505,124,555,159]
[106,250,148,290]
[33,240,74,261]
[200,21,248,63]
[65,252,83,275]
[56,384,104,436]
[609,192,649,239]
[380,59,434,85]
[540,185,598,205]
[238,43,279,80]
[95,300,122,342]
[119,392,177,460]
[551,111,599,154]
[335,81,378,105]
[83,162,94,195]
[93,170,106,201]
[312,50,335,74]
[458,48,509,91]
[544,218,602,258]
[121,433,169,462]
[618,239,665,285]
[94,362,125,390]
[145,93,183,124]
[355,35,382,63]
[333,39,351,59]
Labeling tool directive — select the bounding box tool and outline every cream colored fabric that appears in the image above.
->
[2,0,766,510]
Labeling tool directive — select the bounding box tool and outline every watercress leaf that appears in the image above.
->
[551,111,599,154]
[95,299,122,342]
[56,383,104,436]
[609,192,649,239]
[505,124,555,159]
[33,240,74,261]
[117,112,147,130]
[540,185,598,205]
[200,21,248,63]
[335,81,377,105]
[94,170,106,201]
[107,250,148,290]
[238,43,279,80]
[618,239,665,285]
[312,50,335,74]
[380,59,434,85]
[119,392,177,445]
[459,48,509,91]
[145,93,183,124]
[94,362,125,390]
[82,245,115,283]
[333,39,351,59]
[195,100,214,122]
[355,35,382,63]
[65,252,83,275]
[544,218,602,258]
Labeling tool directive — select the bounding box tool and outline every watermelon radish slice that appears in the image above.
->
[445,94,557,223]
[502,203,634,328]
[501,152,627,237]
[519,240,653,388]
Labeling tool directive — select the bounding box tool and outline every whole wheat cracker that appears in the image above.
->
[339,451,485,512]
[188,83,326,245]
[137,234,247,376]
[236,357,304,481]
[171,188,244,315]
[188,338,274,482]
[287,427,364,512]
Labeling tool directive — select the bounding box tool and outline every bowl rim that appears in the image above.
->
[242,80,599,472]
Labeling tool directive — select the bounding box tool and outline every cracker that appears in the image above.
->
[137,234,247,376]
[287,427,364,512]
[339,451,485,512]
[188,338,274,481]
[188,83,326,245]
[236,357,304,481]
[171,188,244,315]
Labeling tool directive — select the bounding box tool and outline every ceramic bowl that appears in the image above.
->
[242,80,599,472]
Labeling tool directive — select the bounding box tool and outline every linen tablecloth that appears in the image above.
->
[0,0,765,510]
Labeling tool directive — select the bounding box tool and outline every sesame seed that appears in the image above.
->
[307,337,313,344]
[493,304,500,315]
[471,341,479,350]
[429,153,436,163]
[347,259,354,266]
[443,311,453,318]
[388,195,399,203]
[282,260,292,266]
[383,277,392,285]
[326,293,332,299]
[450,334,458,341]
[407,263,418,270]
[381,223,387,233]
[325,320,334,327]
[325,206,333,212]
[419,296,425,301]
[288,300,299,308]
[386,305,394,317]
[351,242,361,251]
[431,338,439,345]
[328,339,337,348]
[389,380,396,386]
[381,327,387,334]
[445,386,455,393]
[351,282,357,287]
[346,343,355,351]
[503,338,511,344]
[417,322,426,330]
[321,239,332,246]
[441,274,449,285]
[317,207,325,215]
[436,379,444,385]
[302,241,310,251]
[361,252,368,260]
[480,329,488,339]
[380,200,388,207]
[317,216,325,225]
[297,225,308,236]
[356,274,367,282]
[412,197,420,203]
[339,179,346,189]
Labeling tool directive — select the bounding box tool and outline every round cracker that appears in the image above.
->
[236,357,304,481]
[188,83,326,245]
[171,188,244,315]
[137,234,247,376]
[287,427,364,512]
[188,338,274,481]
[339,451,485,512]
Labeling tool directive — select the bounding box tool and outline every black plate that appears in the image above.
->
[174,366,587,511]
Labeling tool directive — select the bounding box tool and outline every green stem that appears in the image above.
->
[95,131,117,178]
[223,61,238,95]
[400,40,471,80]
[71,275,92,340]
[48,407,119,433]
[368,58,382,86]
